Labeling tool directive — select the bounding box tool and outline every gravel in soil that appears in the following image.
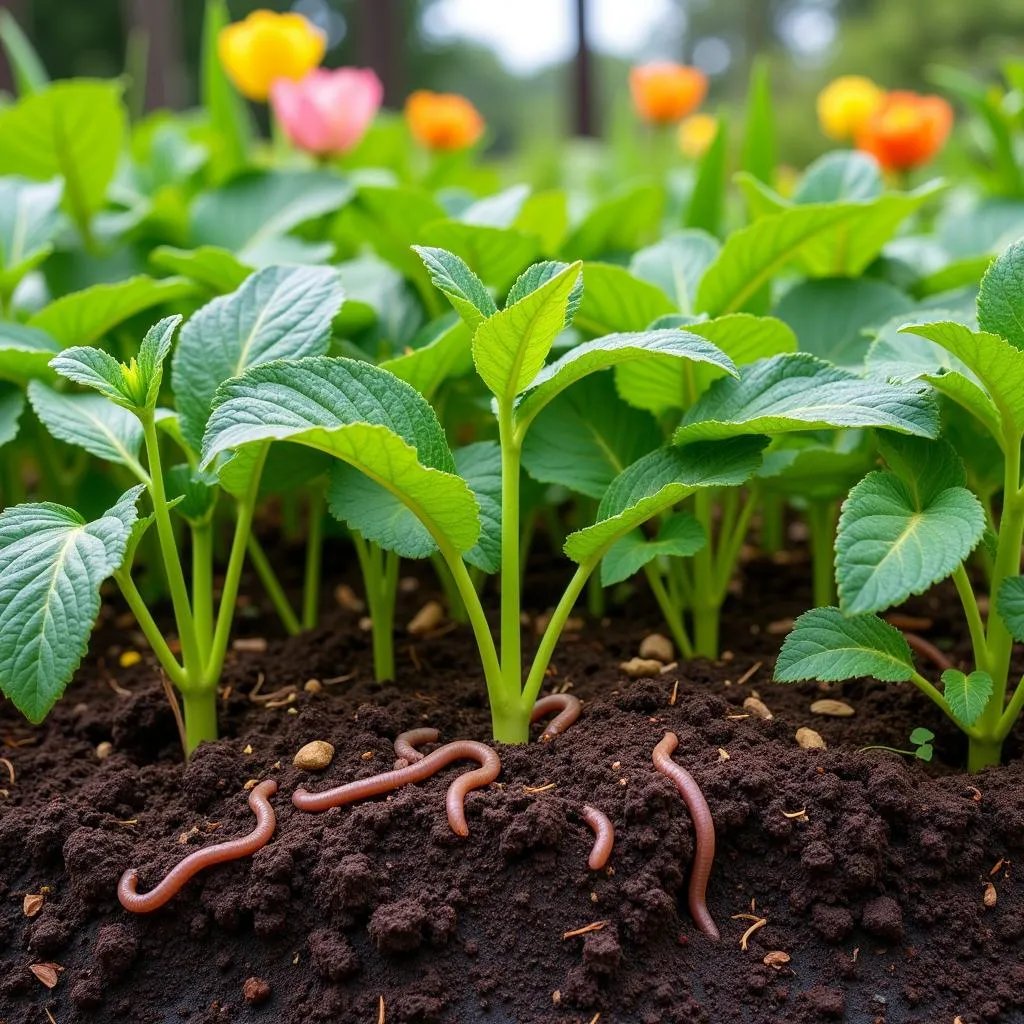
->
[1,553,1022,1023]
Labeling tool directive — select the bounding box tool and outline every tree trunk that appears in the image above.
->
[122,0,185,110]
[573,0,597,137]
[359,0,402,106]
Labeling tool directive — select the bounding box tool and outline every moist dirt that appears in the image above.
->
[1,548,1022,1024]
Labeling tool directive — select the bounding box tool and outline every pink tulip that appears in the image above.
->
[271,67,384,155]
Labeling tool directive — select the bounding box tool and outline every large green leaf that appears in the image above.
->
[412,245,497,329]
[172,265,344,451]
[630,231,720,316]
[601,512,706,587]
[472,261,581,403]
[201,357,479,554]
[792,151,883,204]
[27,381,145,472]
[560,183,663,261]
[379,317,473,399]
[835,444,985,615]
[190,170,353,264]
[615,314,796,415]
[564,436,767,564]
[757,431,874,503]
[418,221,539,292]
[0,322,61,383]
[573,262,676,337]
[150,245,252,294]
[515,327,736,430]
[29,275,198,348]
[675,353,940,443]
[0,486,142,723]
[996,576,1024,642]
[977,238,1024,350]
[774,607,915,683]
[454,441,502,573]
[0,80,127,224]
[940,669,993,728]
[521,374,662,499]
[0,383,25,448]
[0,177,63,291]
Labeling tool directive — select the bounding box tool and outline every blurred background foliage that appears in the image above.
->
[2,0,1024,167]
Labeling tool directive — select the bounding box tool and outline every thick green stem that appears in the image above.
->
[353,533,399,682]
[181,689,219,755]
[587,570,606,618]
[302,491,324,630]
[807,500,838,608]
[247,534,302,636]
[760,492,785,554]
[499,405,522,696]
[967,736,1003,773]
[114,570,188,689]
[432,552,468,624]
[953,563,988,672]
[691,490,720,659]
[644,563,694,658]
[191,522,214,656]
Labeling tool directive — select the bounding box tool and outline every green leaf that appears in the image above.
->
[379,317,473,400]
[996,576,1024,642]
[560,183,663,261]
[172,265,344,451]
[0,486,142,723]
[29,275,198,348]
[165,464,218,525]
[615,314,796,415]
[150,245,252,294]
[940,669,993,728]
[0,177,63,291]
[741,61,775,187]
[412,245,497,329]
[461,185,530,228]
[455,441,502,573]
[515,327,736,430]
[201,357,480,555]
[505,260,584,324]
[472,260,581,403]
[686,114,728,237]
[0,383,25,448]
[774,607,915,683]
[200,0,253,181]
[909,726,935,745]
[418,221,539,292]
[190,170,353,264]
[0,10,49,95]
[135,315,182,409]
[775,278,913,367]
[521,374,662,499]
[514,189,568,255]
[564,436,767,564]
[835,440,985,615]
[675,353,940,443]
[630,231,720,316]
[793,151,883,204]
[573,262,676,336]
[48,346,126,406]
[27,381,145,471]
[977,238,1024,351]
[757,431,874,503]
[0,322,61,383]
[601,512,706,587]
[0,80,127,228]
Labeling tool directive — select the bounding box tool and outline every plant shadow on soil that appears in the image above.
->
[1,544,1022,1024]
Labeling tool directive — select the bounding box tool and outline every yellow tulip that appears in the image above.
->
[218,10,326,102]
[677,114,719,160]
[817,75,884,141]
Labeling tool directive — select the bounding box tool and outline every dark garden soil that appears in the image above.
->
[2,544,1023,1024]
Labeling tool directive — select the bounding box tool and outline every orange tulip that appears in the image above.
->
[856,91,954,172]
[630,63,708,125]
[405,90,484,151]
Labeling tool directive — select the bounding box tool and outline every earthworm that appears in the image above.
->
[581,805,614,870]
[393,727,440,768]
[903,632,955,673]
[117,780,278,914]
[652,733,720,940]
[292,741,501,836]
[531,694,582,741]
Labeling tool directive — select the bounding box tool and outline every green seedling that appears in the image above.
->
[859,727,935,762]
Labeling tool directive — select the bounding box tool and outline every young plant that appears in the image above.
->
[776,240,1024,771]
[860,727,935,762]
[200,249,771,742]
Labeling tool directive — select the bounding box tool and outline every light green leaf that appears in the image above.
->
[521,374,662,499]
[564,436,767,564]
[573,262,676,337]
[0,322,61,383]
[560,183,663,261]
[201,357,479,554]
[48,346,126,406]
[172,265,344,451]
[977,238,1024,350]
[940,669,993,728]
[461,185,530,228]
[601,512,706,587]
[379,317,473,400]
[27,381,145,472]
[505,260,584,324]
[774,607,915,683]
[412,245,497,329]
[418,221,539,292]
[0,79,127,224]
[455,441,502,573]
[630,231,720,316]
[0,486,142,723]
[686,113,728,237]
[0,383,25,448]
[0,177,63,290]
[741,60,776,187]
[996,576,1024,643]
[135,315,182,409]
[793,151,884,204]
[29,275,198,348]
[150,245,252,294]
[675,353,940,443]
[165,464,218,525]
[515,189,569,256]
[472,260,581,403]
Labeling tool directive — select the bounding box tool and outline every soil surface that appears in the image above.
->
[1,544,1023,1024]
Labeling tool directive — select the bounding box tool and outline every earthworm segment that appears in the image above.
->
[652,733,720,940]
[531,693,582,741]
[394,727,441,768]
[903,631,955,673]
[581,805,614,870]
[292,740,501,836]
[117,780,278,914]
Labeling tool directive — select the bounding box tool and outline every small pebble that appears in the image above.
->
[293,740,335,771]
[303,679,323,694]
[743,696,773,720]
[763,951,791,969]
[810,699,855,717]
[620,657,663,678]
[334,584,365,612]
[408,600,445,636]
[95,742,113,760]
[639,633,674,663]
[795,727,826,750]
[243,977,271,1004]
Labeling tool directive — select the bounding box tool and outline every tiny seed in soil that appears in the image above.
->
[303,679,323,694]
[119,650,142,668]
[611,761,621,771]
[23,893,44,917]
[361,751,374,760]
[95,741,113,759]
[232,637,268,653]
[408,600,445,636]
[639,633,674,662]
[990,858,1007,875]
[552,991,561,1005]
[293,741,335,770]
[29,963,62,988]
[243,779,258,790]
[359,616,373,631]
[243,744,253,754]
[718,748,730,761]
[763,951,791,969]
[810,699,856,717]
[743,696,773,720]
[669,680,679,705]
[619,657,663,678]
[983,882,997,907]
[795,727,827,750]
[334,584,365,612]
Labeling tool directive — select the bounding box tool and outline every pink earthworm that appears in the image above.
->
[581,805,614,870]
[903,632,955,673]
[292,741,501,836]
[117,780,278,914]
[652,733,720,940]
[531,694,582,741]
[393,727,441,768]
